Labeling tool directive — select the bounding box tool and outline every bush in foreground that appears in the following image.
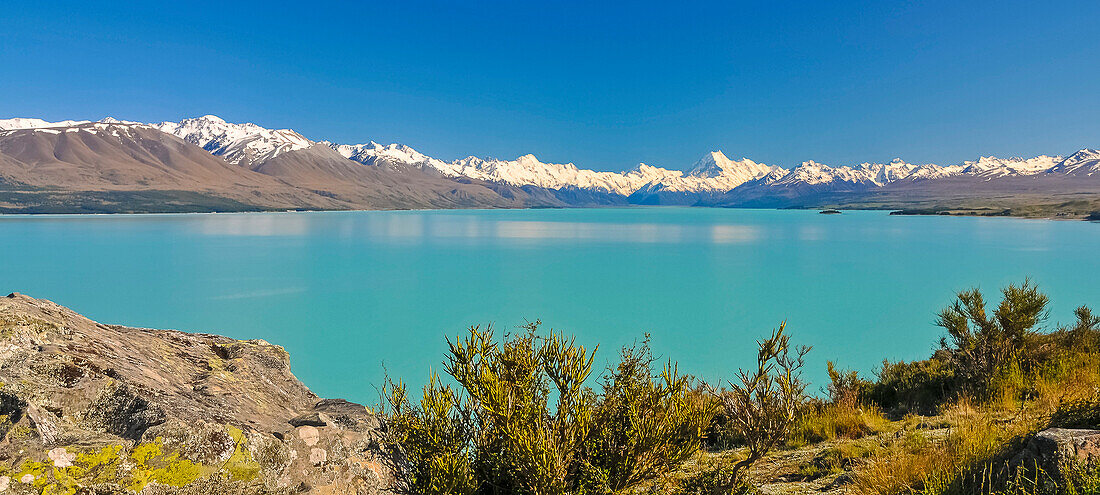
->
[380,322,716,495]
[697,323,810,490]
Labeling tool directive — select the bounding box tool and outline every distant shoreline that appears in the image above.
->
[1,204,1096,222]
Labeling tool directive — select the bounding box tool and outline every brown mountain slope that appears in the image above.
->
[0,123,349,212]
[250,144,544,209]
[0,123,543,213]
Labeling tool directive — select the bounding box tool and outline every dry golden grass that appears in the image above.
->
[788,398,891,448]
[852,350,1100,495]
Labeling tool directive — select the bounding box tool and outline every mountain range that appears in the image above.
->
[1,115,1098,217]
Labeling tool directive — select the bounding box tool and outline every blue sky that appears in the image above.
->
[2,1,1098,171]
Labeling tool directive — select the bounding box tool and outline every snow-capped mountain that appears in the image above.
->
[764,159,932,188]
[433,154,670,195]
[331,146,780,195]
[656,152,785,192]
[157,115,312,167]
[1049,149,1100,176]
[3,115,1098,211]
[122,115,1100,196]
[0,118,163,142]
[0,118,91,130]
[688,152,777,180]
[331,141,451,172]
[959,155,1063,178]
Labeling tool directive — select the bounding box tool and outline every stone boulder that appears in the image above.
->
[0,293,405,494]
[1012,428,1100,479]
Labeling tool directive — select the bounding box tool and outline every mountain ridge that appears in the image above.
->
[2,115,1098,217]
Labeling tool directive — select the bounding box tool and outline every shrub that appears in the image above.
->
[1050,396,1100,429]
[866,355,956,415]
[712,322,810,477]
[1043,305,1100,354]
[586,336,718,492]
[863,283,1099,416]
[826,360,871,406]
[381,322,715,495]
[671,458,753,495]
[936,279,1049,400]
[785,361,888,446]
[797,443,875,481]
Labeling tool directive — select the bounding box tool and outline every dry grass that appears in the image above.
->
[851,350,1100,495]
[788,398,891,448]
[851,398,1013,494]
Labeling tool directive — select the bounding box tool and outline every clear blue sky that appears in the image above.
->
[3,1,1098,171]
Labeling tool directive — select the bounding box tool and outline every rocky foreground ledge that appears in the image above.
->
[0,293,401,494]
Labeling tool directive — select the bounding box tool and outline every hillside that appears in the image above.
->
[0,121,546,213]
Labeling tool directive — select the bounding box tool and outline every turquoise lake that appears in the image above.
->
[3,208,1098,403]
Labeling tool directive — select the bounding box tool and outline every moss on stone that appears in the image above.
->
[127,440,204,491]
[8,423,32,439]
[222,426,261,482]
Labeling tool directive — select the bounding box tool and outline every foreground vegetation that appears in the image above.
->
[382,281,1100,494]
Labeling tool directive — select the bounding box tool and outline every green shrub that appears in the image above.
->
[1050,396,1100,429]
[797,443,875,481]
[866,356,956,415]
[936,279,1049,400]
[381,322,715,495]
[671,458,754,495]
[826,361,871,405]
[586,336,718,492]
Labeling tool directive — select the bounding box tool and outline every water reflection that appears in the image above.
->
[194,213,311,236]
[213,287,308,300]
[186,212,763,245]
[711,225,760,244]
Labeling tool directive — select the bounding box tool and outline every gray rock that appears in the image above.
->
[289,412,327,428]
[1012,428,1100,479]
[0,293,403,493]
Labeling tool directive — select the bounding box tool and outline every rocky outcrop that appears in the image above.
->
[0,293,403,494]
[1012,428,1100,480]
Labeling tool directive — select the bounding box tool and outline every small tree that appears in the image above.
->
[713,322,810,479]
[825,360,869,406]
[1066,305,1100,348]
[937,279,1048,397]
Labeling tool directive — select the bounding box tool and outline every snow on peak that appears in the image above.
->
[0,118,91,130]
[157,115,313,166]
[771,159,922,187]
[1050,149,1100,175]
[333,141,450,171]
[687,151,770,179]
[960,155,1062,177]
[6,114,1097,194]
[631,151,778,193]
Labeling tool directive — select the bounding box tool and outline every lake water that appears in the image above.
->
[3,208,1098,403]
